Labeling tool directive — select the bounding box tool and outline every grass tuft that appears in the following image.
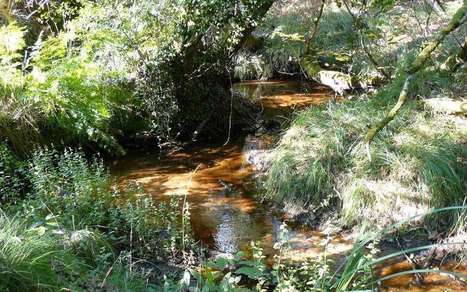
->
[264,71,466,231]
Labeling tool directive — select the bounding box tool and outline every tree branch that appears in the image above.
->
[304,0,325,56]
[230,0,276,55]
[364,3,467,154]
[342,0,390,79]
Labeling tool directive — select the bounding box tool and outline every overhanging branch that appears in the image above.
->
[364,3,466,157]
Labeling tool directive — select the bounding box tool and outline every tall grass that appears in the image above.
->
[264,70,466,231]
[0,214,71,291]
[1,147,199,289]
[334,206,467,291]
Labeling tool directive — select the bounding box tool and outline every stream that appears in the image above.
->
[112,81,349,261]
[112,80,466,291]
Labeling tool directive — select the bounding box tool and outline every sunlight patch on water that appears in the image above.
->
[112,81,343,262]
[112,80,466,290]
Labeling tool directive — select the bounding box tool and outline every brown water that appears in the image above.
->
[380,260,467,291]
[233,80,332,109]
[233,80,332,121]
[113,81,350,261]
[112,80,466,289]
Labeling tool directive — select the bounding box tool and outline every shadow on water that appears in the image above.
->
[112,80,466,290]
[112,80,350,263]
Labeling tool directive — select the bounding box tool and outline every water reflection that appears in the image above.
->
[380,260,467,291]
[112,81,346,261]
[112,80,466,290]
[215,212,238,254]
[233,80,332,109]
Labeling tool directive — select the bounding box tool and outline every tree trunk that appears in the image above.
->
[231,0,276,55]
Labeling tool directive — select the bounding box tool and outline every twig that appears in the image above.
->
[223,67,234,146]
[342,0,391,80]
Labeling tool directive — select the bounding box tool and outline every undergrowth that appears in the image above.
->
[264,70,466,232]
[0,147,197,291]
[167,207,467,291]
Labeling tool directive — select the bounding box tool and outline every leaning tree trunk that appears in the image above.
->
[231,0,276,55]
[171,0,276,139]
[364,3,466,156]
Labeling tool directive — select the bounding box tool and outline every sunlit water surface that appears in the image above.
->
[112,80,465,290]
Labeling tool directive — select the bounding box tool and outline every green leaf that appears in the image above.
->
[207,257,231,270]
[234,266,264,280]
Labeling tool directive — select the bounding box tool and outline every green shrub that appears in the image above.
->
[0,21,134,155]
[1,147,198,289]
[21,148,193,262]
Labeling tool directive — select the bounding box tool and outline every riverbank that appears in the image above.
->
[1,79,465,290]
[114,79,466,290]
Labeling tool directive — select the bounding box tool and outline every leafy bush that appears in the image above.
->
[2,0,275,153]
[0,147,198,290]
[0,21,134,154]
[21,148,194,261]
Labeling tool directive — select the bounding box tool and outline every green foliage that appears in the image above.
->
[265,69,466,230]
[0,22,25,59]
[1,0,466,289]
[2,0,276,152]
[174,208,466,291]
[0,147,198,290]
[21,148,194,261]
[0,213,85,291]
[234,51,273,81]
[11,1,84,33]
[0,21,135,154]
[0,141,27,203]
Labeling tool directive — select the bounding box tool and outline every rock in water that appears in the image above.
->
[315,70,352,95]
[217,180,236,195]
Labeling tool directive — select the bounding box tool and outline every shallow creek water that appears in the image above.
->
[112,80,465,290]
[113,81,349,261]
